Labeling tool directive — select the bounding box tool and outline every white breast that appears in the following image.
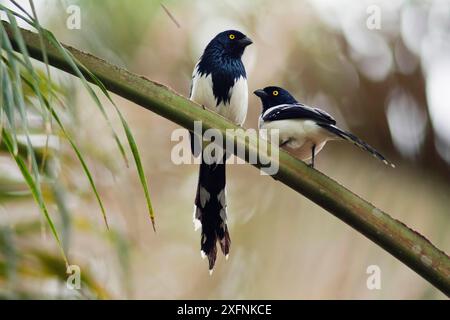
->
[190,66,248,126]
[259,118,331,160]
[216,76,248,125]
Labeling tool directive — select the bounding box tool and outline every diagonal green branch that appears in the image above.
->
[4,22,449,296]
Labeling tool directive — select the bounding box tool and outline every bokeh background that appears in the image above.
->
[0,0,449,299]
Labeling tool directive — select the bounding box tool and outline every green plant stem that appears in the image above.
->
[3,22,449,296]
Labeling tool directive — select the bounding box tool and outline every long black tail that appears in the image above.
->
[194,160,230,272]
[319,124,395,168]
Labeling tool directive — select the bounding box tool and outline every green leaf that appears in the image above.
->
[1,12,110,231]
[1,6,156,233]
[20,74,110,230]
[64,56,156,231]
[42,31,156,231]
[44,30,130,168]
[2,130,68,266]
[116,108,156,231]
[28,0,53,173]
[3,13,41,183]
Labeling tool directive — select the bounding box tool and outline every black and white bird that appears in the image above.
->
[254,86,395,168]
[189,30,252,272]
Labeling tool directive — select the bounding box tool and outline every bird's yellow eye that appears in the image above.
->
[273,90,279,96]
[229,34,235,40]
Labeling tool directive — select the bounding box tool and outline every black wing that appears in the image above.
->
[262,103,336,125]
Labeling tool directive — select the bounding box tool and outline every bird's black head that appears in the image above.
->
[205,30,253,58]
[254,86,298,110]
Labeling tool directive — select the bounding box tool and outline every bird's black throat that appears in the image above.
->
[197,45,246,106]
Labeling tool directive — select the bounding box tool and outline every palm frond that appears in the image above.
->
[0,3,157,267]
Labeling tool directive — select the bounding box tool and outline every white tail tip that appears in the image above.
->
[193,219,202,231]
[209,269,214,276]
[225,254,229,261]
[193,206,202,231]
[383,159,396,168]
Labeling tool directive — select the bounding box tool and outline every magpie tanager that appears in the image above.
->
[189,30,252,272]
[254,86,395,168]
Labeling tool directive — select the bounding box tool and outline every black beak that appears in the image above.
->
[239,36,253,47]
[253,89,267,99]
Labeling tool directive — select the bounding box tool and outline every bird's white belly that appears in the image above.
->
[260,119,331,160]
[190,73,248,125]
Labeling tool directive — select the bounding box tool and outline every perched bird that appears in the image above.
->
[189,30,252,272]
[254,86,395,168]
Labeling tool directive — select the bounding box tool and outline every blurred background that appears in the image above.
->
[0,0,449,299]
